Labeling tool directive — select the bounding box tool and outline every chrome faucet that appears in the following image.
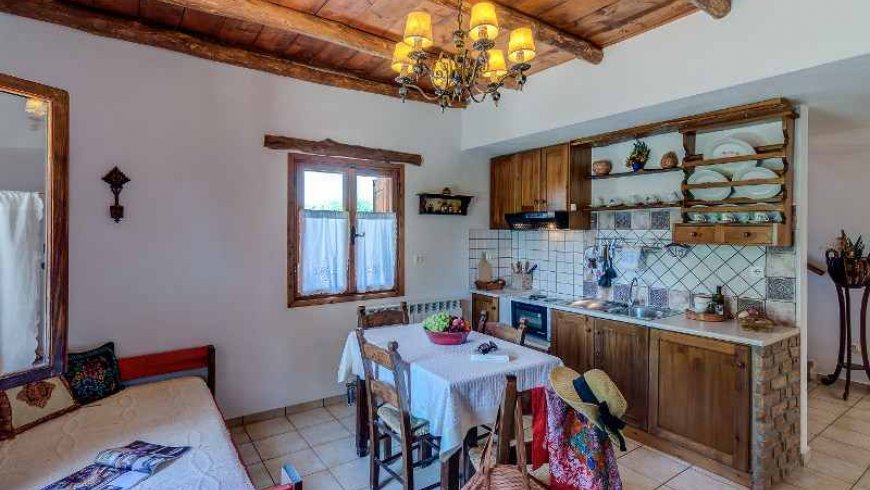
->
[628,278,640,306]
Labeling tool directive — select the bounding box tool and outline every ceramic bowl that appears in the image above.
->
[425,330,469,345]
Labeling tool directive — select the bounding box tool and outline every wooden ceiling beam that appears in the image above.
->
[427,0,603,65]
[160,0,395,59]
[688,0,731,19]
[0,0,432,104]
[264,136,423,165]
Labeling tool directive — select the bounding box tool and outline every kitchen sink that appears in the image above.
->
[608,305,680,320]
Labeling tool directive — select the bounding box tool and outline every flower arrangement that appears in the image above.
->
[625,140,651,172]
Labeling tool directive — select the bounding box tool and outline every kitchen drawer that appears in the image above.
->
[721,225,774,245]
[673,224,716,244]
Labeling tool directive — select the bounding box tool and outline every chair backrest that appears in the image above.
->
[480,317,528,346]
[354,329,413,441]
[358,302,410,329]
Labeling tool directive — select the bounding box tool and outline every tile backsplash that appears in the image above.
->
[469,209,798,326]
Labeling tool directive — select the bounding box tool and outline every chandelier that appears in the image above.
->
[392,1,536,111]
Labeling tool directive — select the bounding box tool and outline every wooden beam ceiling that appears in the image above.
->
[427,0,603,65]
[160,0,395,59]
[264,136,423,165]
[0,0,430,103]
[688,0,731,19]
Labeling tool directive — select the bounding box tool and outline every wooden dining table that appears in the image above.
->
[336,323,562,489]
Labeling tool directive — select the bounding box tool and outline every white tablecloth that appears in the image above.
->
[337,324,562,458]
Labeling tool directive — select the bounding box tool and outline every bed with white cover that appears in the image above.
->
[0,376,254,489]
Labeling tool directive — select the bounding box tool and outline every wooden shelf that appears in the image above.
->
[586,203,680,212]
[683,149,786,169]
[682,203,785,214]
[684,196,785,206]
[682,177,784,191]
[586,167,683,180]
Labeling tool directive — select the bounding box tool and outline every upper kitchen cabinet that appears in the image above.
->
[489,143,591,230]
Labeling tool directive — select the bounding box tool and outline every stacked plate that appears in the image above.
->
[688,136,782,201]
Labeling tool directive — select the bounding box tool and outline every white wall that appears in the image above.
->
[462,0,870,153]
[0,14,489,418]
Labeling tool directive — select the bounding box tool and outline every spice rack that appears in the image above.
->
[675,105,797,246]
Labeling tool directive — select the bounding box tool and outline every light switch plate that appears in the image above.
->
[742,267,765,280]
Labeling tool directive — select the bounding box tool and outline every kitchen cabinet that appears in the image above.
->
[471,293,499,325]
[488,143,590,229]
[648,330,750,472]
[673,223,790,246]
[551,310,595,374]
[594,318,649,430]
[489,154,520,229]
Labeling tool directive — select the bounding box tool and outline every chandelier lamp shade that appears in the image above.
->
[394,0,536,111]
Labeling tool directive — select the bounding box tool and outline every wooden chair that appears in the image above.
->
[463,376,547,486]
[355,329,439,490]
[358,302,410,329]
[476,310,528,346]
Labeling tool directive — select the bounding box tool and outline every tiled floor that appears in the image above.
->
[232,383,870,490]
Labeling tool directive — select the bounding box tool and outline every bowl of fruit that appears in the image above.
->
[422,313,472,345]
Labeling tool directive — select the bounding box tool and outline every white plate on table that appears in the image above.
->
[733,167,781,199]
[687,169,732,201]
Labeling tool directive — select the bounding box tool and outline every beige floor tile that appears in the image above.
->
[246,417,294,441]
[820,424,870,451]
[846,404,870,422]
[265,449,327,480]
[808,396,851,418]
[338,415,356,433]
[805,446,868,484]
[245,408,287,424]
[300,420,352,447]
[231,425,252,445]
[616,465,660,490]
[623,436,641,452]
[312,436,363,467]
[811,434,870,469]
[855,469,870,489]
[616,446,689,486]
[238,442,262,466]
[289,408,336,429]
[807,418,829,439]
[381,460,440,490]
[665,466,747,490]
[331,457,370,490]
[810,385,863,407]
[246,463,274,490]
[326,403,355,420]
[770,482,802,490]
[783,466,852,490]
[254,431,310,460]
[299,470,345,490]
[808,406,841,425]
[831,414,870,436]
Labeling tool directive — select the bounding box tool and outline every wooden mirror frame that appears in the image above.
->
[0,73,69,390]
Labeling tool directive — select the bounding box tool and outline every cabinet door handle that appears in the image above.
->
[735,360,746,369]
[743,232,752,238]
[690,232,699,237]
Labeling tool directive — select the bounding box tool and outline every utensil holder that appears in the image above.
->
[511,272,534,290]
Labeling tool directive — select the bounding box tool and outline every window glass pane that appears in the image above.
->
[304,171,344,210]
[357,175,394,213]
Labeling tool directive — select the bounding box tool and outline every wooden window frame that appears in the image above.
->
[287,153,405,308]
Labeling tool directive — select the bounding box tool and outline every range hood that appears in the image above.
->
[505,211,569,230]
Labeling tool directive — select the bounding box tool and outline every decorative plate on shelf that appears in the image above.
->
[732,167,781,199]
[704,136,758,178]
[687,169,732,201]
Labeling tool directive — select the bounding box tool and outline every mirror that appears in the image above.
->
[0,73,68,389]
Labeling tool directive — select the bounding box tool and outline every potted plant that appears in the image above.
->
[625,140,651,172]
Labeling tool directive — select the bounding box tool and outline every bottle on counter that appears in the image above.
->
[712,286,725,316]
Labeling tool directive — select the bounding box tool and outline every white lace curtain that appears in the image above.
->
[300,209,348,295]
[356,212,397,292]
[299,210,396,295]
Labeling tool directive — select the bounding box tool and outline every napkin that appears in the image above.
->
[470,354,510,363]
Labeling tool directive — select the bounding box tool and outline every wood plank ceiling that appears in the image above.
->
[2,0,731,104]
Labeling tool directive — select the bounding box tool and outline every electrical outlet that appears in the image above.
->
[852,343,862,353]
[413,254,424,264]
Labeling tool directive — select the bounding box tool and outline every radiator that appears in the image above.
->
[408,298,464,323]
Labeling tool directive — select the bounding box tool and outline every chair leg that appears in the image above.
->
[402,437,414,490]
[383,434,393,460]
[370,425,381,490]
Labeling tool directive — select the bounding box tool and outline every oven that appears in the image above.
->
[511,301,548,342]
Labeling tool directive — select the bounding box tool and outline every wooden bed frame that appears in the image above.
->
[114,345,302,489]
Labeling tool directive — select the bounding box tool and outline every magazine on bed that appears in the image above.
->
[41,441,191,490]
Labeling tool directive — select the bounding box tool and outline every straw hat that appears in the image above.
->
[550,367,628,447]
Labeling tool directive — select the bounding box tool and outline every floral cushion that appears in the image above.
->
[0,376,78,440]
[64,342,123,405]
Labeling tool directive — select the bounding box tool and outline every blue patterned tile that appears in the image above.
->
[613,284,631,303]
[615,212,632,230]
[583,281,598,298]
[650,210,670,230]
[649,288,669,308]
[766,277,795,301]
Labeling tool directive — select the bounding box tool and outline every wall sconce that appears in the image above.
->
[102,166,130,223]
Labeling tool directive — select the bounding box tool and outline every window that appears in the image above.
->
[288,154,404,307]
